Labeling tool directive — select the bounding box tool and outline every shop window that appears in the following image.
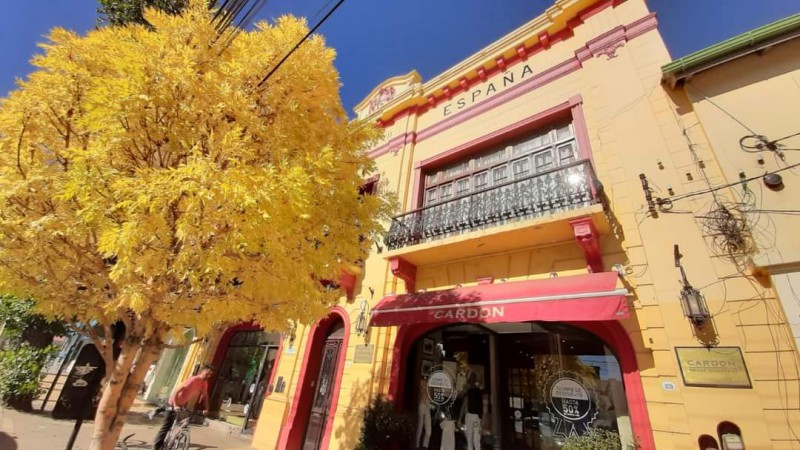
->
[699,434,720,450]
[211,330,281,426]
[405,322,633,450]
[718,422,744,450]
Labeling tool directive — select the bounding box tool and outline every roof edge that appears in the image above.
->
[661,13,800,88]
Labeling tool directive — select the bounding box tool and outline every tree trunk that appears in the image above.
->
[88,339,162,450]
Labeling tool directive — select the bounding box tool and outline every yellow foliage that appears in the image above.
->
[0,0,392,341]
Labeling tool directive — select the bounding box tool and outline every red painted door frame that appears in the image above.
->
[277,307,350,450]
[387,320,655,450]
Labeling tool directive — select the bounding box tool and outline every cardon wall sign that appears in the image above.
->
[675,346,752,388]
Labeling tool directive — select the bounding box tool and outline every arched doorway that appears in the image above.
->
[302,322,345,450]
[279,309,349,450]
[394,321,645,450]
[209,323,281,431]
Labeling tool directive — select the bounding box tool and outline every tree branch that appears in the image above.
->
[161,337,204,349]
[15,117,29,180]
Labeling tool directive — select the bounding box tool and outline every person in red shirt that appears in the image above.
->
[152,364,214,450]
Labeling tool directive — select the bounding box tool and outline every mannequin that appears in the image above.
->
[459,373,484,450]
[415,378,432,449]
[440,417,456,450]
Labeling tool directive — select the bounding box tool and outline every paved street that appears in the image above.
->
[0,406,255,450]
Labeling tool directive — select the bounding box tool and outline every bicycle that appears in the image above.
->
[162,407,199,450]
[117,407,200,450]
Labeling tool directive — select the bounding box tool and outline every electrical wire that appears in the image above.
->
[657,160,800,205]
[686,84,759,135]
[257,0,346,87]
[740,131,800,161]
[214,0,270,54]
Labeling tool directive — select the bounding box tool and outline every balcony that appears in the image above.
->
[385,159,604,255]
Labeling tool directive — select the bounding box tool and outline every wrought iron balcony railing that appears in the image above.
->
[384,159,601,251]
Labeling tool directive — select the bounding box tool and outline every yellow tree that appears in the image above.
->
[0,1,391,448]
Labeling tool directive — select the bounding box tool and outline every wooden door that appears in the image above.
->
[302,336,342,450]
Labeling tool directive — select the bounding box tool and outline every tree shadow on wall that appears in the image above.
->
[332,378,372,450]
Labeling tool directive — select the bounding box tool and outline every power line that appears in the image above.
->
[257,0,346,87]
[686,84,759,135]
[658,160,800,205]
[213,0,270,54]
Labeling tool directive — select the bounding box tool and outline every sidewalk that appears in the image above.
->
[0,405,256,450]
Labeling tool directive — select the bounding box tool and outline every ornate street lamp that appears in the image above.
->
[674,245,710,326]
[355,298,370,336]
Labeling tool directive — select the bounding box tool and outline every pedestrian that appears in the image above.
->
[152,364,214,450]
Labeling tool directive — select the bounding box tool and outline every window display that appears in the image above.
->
[406,322,633,450]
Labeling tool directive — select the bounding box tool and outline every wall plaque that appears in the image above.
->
[675,347,751,388]
[353,344,375,364]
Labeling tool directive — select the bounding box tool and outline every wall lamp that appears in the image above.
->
[355,288,375,336]
[674,245,710,326]
[354,298,370,336]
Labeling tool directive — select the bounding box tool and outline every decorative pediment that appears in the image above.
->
[354,71,422,119]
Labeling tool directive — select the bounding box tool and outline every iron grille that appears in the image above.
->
[384,159,600,251]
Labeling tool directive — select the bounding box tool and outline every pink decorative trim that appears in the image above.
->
[517,45,528,60]
[459,78,469,90]
[569,96,594,162]
[416,55,579,144]
[418,100,570,169]
[574,12,658,62]
[477,276,494,285]
[339,270,357,301]
[538,32,551,49]
[566,16,584,31]
[586,26,627,59]
[410,166,422,210]
[370,0,634,127]
[625,12,658,40]
[568,94,584,107]
[374,11,655,133]
[570,217,603,273]
[390,257,417,293]
[574,46,593,63]
[368,132,417,159]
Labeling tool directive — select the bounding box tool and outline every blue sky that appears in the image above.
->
[1,0,798,115]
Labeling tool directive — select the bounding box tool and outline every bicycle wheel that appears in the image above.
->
[173,431,190,450]
[116,433,135,450]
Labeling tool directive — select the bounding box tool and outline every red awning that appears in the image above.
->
[370,272,628,327]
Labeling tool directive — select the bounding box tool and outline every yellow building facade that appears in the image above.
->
[179,2,800,449]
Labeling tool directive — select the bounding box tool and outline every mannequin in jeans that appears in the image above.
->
[415,378,432,449]
[459,373,485,450]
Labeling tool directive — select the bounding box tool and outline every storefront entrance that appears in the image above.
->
[403,322,633,450]
[210,327,281,431]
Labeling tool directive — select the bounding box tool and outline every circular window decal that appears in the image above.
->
[544,372,598,437]
[426,368,456,406]
[549,377,592,420]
